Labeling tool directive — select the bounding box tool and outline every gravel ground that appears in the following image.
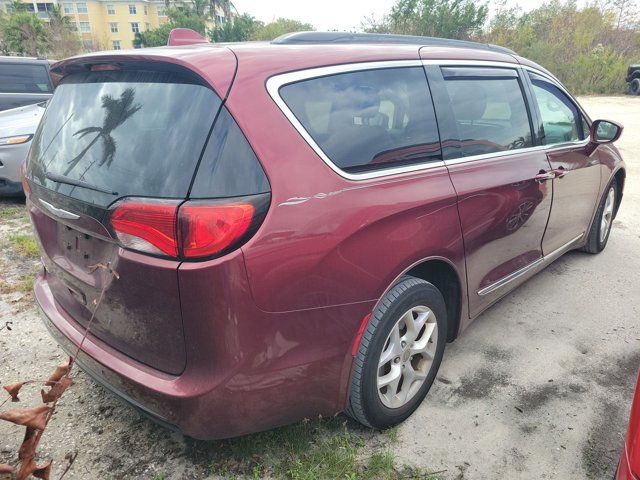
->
[0,96,639,479]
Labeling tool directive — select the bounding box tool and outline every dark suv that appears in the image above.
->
[24,31,626,439]
[628,64,640,95]
[0,56,54,111]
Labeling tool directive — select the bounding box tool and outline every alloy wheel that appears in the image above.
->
[600,186,615,243]
[377,306,438,409]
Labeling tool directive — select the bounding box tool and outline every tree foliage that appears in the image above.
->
[135,5,207,47]
[483,0,640,93]
[210,15,314,42]
[250,17,314,41]
[3,11,49,56]
[210,13,261,42]
[47,5,81,59]
[363,0,488,40]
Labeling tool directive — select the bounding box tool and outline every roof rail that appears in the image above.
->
[272,31,516,55]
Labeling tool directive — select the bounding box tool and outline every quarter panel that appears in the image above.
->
[243,168,464,312]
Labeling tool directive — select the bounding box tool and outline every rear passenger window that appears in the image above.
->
[279,67,441,174]
[0,64,51,93]
[529,72,584,144]
[442,68,533,157]
[190,106,270,198]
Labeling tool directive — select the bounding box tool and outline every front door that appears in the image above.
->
[427,65,553,317]
[526,72,602,254]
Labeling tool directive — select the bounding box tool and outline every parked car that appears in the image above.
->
[628,64,640,95]
[0,102,47,196]
[0,56,54,112]
[23,31,626,440]
[616,370,640,479]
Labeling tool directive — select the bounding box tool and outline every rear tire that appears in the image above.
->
[346,276,447,429]
[630,78,640,95]
[581,178,618,254]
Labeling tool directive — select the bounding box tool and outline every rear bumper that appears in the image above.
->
[36,266,372,439]
[36,271,184,429]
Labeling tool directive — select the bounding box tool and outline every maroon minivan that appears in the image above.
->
[24,32,626,439]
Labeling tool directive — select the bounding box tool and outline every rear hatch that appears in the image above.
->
[25,61,226,375]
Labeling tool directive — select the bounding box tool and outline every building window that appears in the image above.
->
[215,14,225,24]
[143,5,147,14]
[107,4,115,14]
[76,2,87,13]
[113,40,121,50]
[131,22,139,33]
[128,4,136,14]
[109,22,118,33]
[145,22,150,30]
[79,21,91,32]
[69,21,77,30]
[156,5,165,16]
[62,2,73,13]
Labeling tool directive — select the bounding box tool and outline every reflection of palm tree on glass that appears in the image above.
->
[64,88,141,176]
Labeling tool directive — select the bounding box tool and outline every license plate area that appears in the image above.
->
[57,223,96,267]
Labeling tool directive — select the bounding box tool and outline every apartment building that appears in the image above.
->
[1,0,228,50]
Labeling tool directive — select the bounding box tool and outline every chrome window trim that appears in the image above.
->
[265,60,445,181]
[266,59,591,181]
[0,92,52,96]
[443,139,590,167]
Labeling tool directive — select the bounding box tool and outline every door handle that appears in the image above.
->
[535,170,555,182]
[553,166,567,178]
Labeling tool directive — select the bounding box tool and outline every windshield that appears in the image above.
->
[28,69,221,206]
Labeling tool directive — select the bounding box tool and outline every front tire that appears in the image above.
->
[346,276,447,429]
[582,179,618,253]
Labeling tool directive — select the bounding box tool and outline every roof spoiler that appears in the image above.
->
[167,28,209,46]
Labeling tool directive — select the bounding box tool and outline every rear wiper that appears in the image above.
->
[45,172,118,196]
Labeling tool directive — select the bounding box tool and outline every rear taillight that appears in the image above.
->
[109,195,268,260]
[110,200,180,257]
[179,202,254,259]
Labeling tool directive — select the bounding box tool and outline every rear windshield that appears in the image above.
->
[29,69,221,206]
[0,64,52,93]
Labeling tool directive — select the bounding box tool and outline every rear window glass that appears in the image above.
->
[0,64,52,93]
[28,69,221,206]
[279,67,441,174]
[191,106,270,198]
[443,72,533,157]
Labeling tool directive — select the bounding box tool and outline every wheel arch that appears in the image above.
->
[614,167,626,216]
[377,257,464,343]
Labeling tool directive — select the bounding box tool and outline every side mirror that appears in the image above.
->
[590,119,623,144]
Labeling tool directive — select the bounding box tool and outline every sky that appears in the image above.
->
[230,0,555,32]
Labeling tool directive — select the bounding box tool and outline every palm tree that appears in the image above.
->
[210,0,234,24]
[64,88,141,176]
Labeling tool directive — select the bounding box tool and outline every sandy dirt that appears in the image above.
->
[0,96,639,479]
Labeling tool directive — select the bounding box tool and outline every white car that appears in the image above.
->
[0,102,46,196]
